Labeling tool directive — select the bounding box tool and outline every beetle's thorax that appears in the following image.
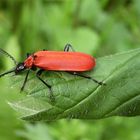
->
[24,55,34,68]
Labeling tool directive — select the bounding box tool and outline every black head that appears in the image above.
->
[15,63,26,74]
[0,49,31,92]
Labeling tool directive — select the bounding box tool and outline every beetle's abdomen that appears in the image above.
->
[33,51,96,71]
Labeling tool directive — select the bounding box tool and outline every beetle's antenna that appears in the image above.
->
[0,48,17,65]
[0,68,15,78]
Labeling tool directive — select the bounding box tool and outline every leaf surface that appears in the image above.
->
[9,48,140,121]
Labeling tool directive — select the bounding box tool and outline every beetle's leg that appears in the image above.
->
[64,44,75,52]
[31,65,37,71]
[21,69,30,92]
[36,70,52,89]
[36,69,54,100]
[67,72,106,86]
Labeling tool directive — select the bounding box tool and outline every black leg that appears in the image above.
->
[64,43,75,52]
[36,69,51,89]
[36,69,54,100]
[67,72,106,86]
[21,69,30,92]
[31,65,37,71]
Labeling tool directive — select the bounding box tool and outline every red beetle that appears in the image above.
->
[0,44,105,97]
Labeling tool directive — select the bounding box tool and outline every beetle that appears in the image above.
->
[0,44,105,97]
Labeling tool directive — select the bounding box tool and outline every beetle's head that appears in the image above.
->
[15,63,26,74]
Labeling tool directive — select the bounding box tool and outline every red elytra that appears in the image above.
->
[24,51,96,71]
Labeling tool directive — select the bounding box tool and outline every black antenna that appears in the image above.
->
[0,68,15,78]
[0,48,17,65]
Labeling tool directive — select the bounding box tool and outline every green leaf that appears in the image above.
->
[9,48,140,121]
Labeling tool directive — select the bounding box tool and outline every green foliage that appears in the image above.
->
[17,119,140,140]
[0,79,23,140]
[0,0,140,140]
[17,123,53,140]
[0,0,140,59]
[9,48,140,121]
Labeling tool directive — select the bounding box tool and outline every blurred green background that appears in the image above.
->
[0,0,140,140]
